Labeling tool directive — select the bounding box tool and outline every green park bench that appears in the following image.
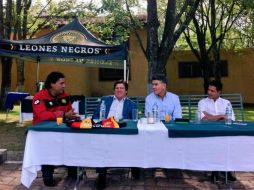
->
[84,93,244,121]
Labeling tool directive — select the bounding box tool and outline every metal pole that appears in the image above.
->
[36,60,39,83]
[127,67,129,83]
[124,60,126,82]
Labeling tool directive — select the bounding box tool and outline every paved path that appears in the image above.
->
[1,163,254,190]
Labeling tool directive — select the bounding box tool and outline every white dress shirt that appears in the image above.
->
[108,96,125,121]
[198,97,235,121]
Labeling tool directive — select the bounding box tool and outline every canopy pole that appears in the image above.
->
[36,61,40,83]
[124,60,126,82]
[127,65,129,83]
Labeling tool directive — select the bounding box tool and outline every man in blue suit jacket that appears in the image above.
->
[93,80,139,190]
[93,80,136,120]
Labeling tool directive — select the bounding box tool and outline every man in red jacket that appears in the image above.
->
[32,71,78,186]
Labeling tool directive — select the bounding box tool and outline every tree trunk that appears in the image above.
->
[213,50,221,81]
[0,57,12,109]
[16,59,25,91]
[0,0,13,109]
[201,58,210,94]
[15,0,31,91]
[146,0,159,93]
[0,0,3,38]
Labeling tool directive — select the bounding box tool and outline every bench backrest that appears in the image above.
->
[179,93,244,121]
[84,97,101,116]
[83,96,146,118]
[83,93,244,121]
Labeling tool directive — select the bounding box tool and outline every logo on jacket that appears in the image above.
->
[61,98,67,104]
[34,100,40,105]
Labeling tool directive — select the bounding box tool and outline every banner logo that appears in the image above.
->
[50,30,86,45]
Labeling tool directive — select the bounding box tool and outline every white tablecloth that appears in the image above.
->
[21,121,254,188]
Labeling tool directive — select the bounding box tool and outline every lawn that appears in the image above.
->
[0,105,254,151]
[0,106,29,151]
[244,106,254,121]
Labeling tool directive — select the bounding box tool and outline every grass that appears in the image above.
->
[0,106,30,151]
[244,106,254,121]
[0,105,254,151]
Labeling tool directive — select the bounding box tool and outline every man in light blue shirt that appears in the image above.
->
[145,75,182,120]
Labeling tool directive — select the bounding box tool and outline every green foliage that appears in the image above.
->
[176,0,254,50]
[21,0,99,38]
[84,0,144,45]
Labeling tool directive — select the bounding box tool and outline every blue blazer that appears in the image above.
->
[93,96,137,119]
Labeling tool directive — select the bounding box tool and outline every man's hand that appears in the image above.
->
[64,109,79,120]
[202,111,225,121]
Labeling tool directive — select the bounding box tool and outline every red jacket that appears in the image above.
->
[32,89,72,125]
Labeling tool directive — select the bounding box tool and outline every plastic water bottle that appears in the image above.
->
[152,103,159,122]
[225,103,232,125]
[100,100,106,121]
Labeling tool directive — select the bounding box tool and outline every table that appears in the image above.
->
[5,92,30,110]
[21,121,254,188]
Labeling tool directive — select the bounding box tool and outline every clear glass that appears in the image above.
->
[100,100,106,120]
[147,112,155,124]
[160,110,166,121]
[132,109,138,121]
[195,110,201,123]
[225,104,233,125]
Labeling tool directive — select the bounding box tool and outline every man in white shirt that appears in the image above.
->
[198,80,235,121]
[198,80,236,182]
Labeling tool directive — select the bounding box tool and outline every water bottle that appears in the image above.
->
[225,103,232,125]
[100,100,106,121]
[152,103,159,122]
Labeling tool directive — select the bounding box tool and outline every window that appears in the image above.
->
[99,68,124,81]
[178,60,228,78]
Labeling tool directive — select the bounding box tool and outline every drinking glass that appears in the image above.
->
[147,112,154,124]
[160,110,166,121]
[195,110,201,123]
[165,113,171,123]
[56,117,63,125]
[132,109,138,121]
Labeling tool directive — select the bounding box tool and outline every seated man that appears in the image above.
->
[93,79,139,190]
[198,80,236,182]
[32,71,79,186]
[145,75,182,120]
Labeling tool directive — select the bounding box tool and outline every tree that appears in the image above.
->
[183,0,254,93]
[0,0,13,109]
[130,0,201,84]
[226,1,254,48]
[87,0,201,85]
[13,0,96,91]
[0,0,97,109]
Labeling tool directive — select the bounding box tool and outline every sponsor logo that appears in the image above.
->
[18,44,102,55]
[50,30,86,45]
